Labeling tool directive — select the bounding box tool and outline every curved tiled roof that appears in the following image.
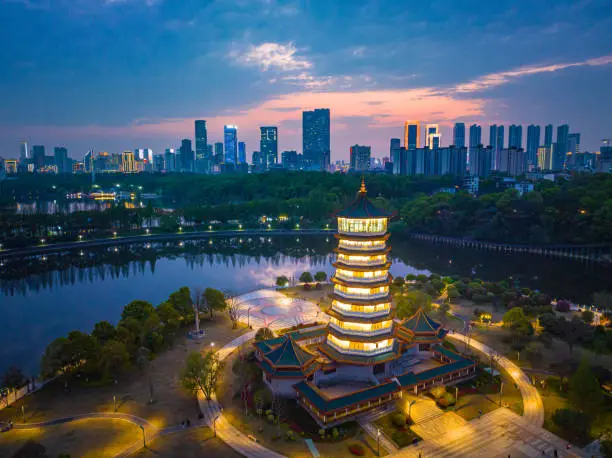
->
[264,335,316,368]
[335,181,392,219]
[402,307,442,334]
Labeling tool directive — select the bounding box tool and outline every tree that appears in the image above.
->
[40,337,71,378]
[568,358,603,416]
[255,327,275,341]
[299,271,313,284]
[204,288,226,320]
[275,275,289,287]
[558,316,590,356]
[314,271,327,282]
[2,366,26,390]
[92,321,117,346]
[395,290,432,319]
[225,290,240,329]
[502,307,528,327]
[98,340,130,379]
[180,351,220,401]
[393,277,405,287]
[581,309,594,324]
[156,302,182,334]
[167,287,193,317]
[552,409,591,443]
[121,300,156,323]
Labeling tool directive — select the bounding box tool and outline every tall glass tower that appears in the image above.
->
[224,125,238,165]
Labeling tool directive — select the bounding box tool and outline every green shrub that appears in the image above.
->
[552,408,591,443]
[430,385,446,399]
[443,392,456,406]
[391,412,406,428]
[266,414,275,423]
[332,428,340,439]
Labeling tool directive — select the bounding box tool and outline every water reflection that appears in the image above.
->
[15,200,112,214]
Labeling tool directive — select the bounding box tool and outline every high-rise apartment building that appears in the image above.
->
[537,145,553,170]
[544,124,553,147]
[469,124,482,149]
[554,124,569,170]
[179,139,194,172]
[565,133,581,170]
[404,121,420,149]
[238,141,247,164]
[302,109,331,170]
[214,142,224,165]
[121,151,136,173]
[164,148,176,172]
[349,145,371,171]
[490,125,504,169]
[469,146,493,178]
[260,126,278,169]
[54,147,69,174]
[526,125,541,168]
[498,148,526,176]
[453,123,465,148]
[508,125,523,149]
[425,124,441,149]
[32,145,45,171]
[224,125,238,165]
[195,120,208,172]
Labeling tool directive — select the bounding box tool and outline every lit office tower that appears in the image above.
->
[425,124,441,149]
[544,124,553,147]
[302,108,331,170]
[526,125,541,168]
[54,147,68,174]
[164,148,176,172]
[260,126,278,169]
[179,139,194,172]
[508,125,523,149]
[349,145,371,171]
[469,124,482,149]
[195,120,208,172]
[453,123,465,148]
[224,125,238,165]
[20,141,29,160]
[404,121,420,149]
[238,141,246,164]
[554,124,569,170]
[214,142,224,164]
[566,133,581,170]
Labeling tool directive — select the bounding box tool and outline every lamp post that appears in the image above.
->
[247,306,253,328]
[407,400,416,423]
[139,424,146,448]
[213,414,221,437]
[499,381,504,406]
[377,428,381,456]
[21,405,25,423]
[113,394,117,412]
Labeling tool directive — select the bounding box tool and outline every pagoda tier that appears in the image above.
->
[321,179,399,363]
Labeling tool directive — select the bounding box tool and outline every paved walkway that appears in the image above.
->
[196,331,287,458]
[407,396,468,442]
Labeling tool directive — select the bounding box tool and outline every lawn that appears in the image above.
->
[374,412,421,448]
[0,418,141,458]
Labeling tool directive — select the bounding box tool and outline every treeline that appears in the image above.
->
[401,173,612,244]
[37,286,227,382]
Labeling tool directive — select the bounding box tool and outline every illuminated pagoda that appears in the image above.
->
[318,179,399,379]
[254,180,477,428]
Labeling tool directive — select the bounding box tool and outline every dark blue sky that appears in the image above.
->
[1,0,611,160]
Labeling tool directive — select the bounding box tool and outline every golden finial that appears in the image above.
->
[359,176,367,194]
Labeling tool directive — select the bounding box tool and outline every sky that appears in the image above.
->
[1,0,611,161]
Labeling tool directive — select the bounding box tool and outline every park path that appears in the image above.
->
[196,331,287,458]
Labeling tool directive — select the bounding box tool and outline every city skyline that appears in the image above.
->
[0,0,611,159]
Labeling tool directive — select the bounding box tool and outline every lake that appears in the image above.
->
[1,235,609,375]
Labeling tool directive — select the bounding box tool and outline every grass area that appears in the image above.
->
[280,284,333,310]
[0,418,141,458]
[0,315,246,431]
[132,426,241,458]
[374,413,421,449]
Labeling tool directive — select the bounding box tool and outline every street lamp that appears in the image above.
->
[295,223,300,230]
[407,400,416,423]
[213,414,221,437]
[238,224,243,230]
[247,306,254,328]
[208,225,212,231]
[145,228,150,235]
[376,428,381,456]
[40,238,46,245]
[78,235,83,241]
[179,226,183,232]
[113,232,117,238]
[113,394,117,412]
[139,424,146,448]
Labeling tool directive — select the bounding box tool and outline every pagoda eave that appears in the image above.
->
[331,275,393,288]
[333,246,391,256]
[318,342,400,366]
[331,293,391,305]
[332,261,391,272]
[327,325,396,343]
[334,233,390,242]
[327,308,394,324]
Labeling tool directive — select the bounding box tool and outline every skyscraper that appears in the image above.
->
[544,124,553,147]
[508,125,523,149]
[260,126,278,169]
[349,145,371,171]
[453,123,465,148]
[195,120,208,172]
[537,146,553,170]
[224,125,238,165]
[214,142,224,165]
[554,124,569,170]
[179,139,194,172]
[469,146,493,178]
[390,138,401,171]
[490,125,505,170]
[566,133,581,170]
[31,145,45,171]
[54,147,68,174]
[526,125,541,168]
[425,124,441,149]
[281,150,298,169]
[302,108,330,170]
[164,148,176,172]
[238,141,247,164]
[404,121,420,149]
[469,124,482,149]
[20,141,28,161]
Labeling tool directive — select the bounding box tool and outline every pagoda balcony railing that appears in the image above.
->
[334,290,389,300]
[329,322,393,337]
[331,305,390,319]
[336,258,388,267]
[327,339,393,357]
[337,243,387,252]
[334,273,388,283]
[338,229,387,237]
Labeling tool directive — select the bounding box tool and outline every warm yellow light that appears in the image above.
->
[335,284,388,297]
[338,218,387,234]
[339,239,386,250]
[330,318,392,332]
[332,300,390,314]
[328,335,393,352]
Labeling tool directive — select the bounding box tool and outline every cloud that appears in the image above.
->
[454,54,612,93]
[230,42,312,72]
[352,46,366,57]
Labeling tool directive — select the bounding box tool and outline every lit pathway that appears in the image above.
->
[197,331,287,458]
